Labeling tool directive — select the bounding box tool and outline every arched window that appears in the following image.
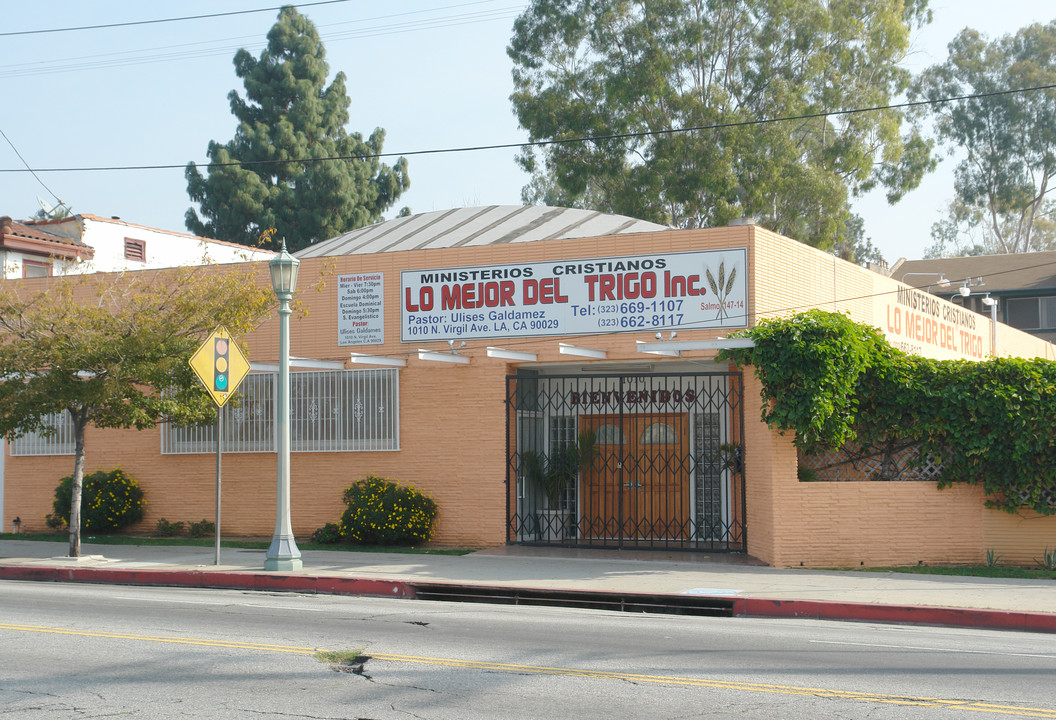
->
[640,422,677,444]
[595,423,624,445]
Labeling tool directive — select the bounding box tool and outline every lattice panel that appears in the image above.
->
[799,441,943,482]
[1009,486,1056,508]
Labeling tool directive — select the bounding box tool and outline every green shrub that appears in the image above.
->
[722,310,1056,515]
[311,522,342,544]
[339,475,438,546]
[155,518,185,537]
[50,469,145,533]
[188,519,215,538]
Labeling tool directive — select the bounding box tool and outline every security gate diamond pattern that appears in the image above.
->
[505,371,745,551]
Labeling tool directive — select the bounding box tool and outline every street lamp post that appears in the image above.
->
[265,240,302,571]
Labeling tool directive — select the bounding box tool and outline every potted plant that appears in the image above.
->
[522,430,596,541]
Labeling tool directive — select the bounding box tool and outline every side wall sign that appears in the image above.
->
[338,272,384,346]
[401,249,747,342]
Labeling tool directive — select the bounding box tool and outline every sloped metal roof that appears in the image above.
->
[295,205,669,258]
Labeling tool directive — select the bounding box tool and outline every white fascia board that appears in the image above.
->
[348,352,407,367]
[250,357,347,372]
[558,343,607,359]
[418,350,470,365]
[635,338,755,353]
[486,347,538,362]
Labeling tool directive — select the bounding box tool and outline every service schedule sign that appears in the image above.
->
[338,272,384,346]
[401,249,747,342]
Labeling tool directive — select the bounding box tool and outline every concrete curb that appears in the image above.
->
[3,564,1054,634]
[733,598,1056,634]
[0,565,415,599]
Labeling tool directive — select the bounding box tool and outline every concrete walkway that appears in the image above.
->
[2,539,1054,633]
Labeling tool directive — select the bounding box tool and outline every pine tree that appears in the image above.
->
[186,7,409,251]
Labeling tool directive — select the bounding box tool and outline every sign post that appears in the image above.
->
[189,326,251,565]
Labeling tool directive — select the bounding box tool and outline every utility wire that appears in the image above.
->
[0,126,65,206]
[0,0,354,37]
[0,2,521,79]
[1,83,1053,175]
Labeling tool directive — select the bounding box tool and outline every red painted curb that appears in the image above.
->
[733,597,1056,634]
[0,565,416,600]
[3,564,1053,633]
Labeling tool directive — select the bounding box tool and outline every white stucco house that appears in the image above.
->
[0,213,274,278]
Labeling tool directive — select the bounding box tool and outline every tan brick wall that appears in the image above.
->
[3,223,1053,565]
[739,227,1044,567]
[982,509,1056,566]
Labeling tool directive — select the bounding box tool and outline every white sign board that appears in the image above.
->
[338,272,384,346]
[401,249,747,342]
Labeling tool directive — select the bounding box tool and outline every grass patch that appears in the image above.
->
[314,648,367,665]
[859,565,1056,580]
[0,532,473,555]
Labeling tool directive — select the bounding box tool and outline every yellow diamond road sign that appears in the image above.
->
[189,326,250,407]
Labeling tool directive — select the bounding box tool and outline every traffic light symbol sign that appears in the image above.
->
[214,337,229,392]
[190,327,250,407]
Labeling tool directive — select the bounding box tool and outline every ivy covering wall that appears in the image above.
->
[720,310,1056,515]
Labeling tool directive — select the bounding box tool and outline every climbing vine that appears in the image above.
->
[721,310,1056,515]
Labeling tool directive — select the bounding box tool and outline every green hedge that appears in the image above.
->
[722,310,1056,515]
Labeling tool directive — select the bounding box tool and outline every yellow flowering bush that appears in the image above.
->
[48,468,145,533]
[339,475,438,545]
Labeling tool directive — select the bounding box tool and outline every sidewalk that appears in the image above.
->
[2,539,1054,633]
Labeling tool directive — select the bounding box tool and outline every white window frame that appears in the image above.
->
[9,410,75,456]
[162,368,399,454]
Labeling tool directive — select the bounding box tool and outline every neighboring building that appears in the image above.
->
[0,216,94,277]
[890,253,1056,345]
[1,212,275,278]
[3,207,1055,568]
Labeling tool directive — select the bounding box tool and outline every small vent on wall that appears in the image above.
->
[124,238,146,262]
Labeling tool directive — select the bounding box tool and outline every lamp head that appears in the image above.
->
[958,284,971,297]
[269,239,300,296]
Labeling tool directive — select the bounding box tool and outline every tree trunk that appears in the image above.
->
[67,416,88,558]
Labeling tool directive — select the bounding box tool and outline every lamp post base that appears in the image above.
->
[264,536,302,572]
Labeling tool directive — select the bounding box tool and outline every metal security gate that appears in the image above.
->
[506,370,745,551]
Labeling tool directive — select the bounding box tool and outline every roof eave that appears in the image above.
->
[0,235,95,260]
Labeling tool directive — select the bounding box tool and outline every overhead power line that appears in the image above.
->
[0,126,65,206]
[1,83,1053,176]
[0,2,522,80]
[0,0,354,37]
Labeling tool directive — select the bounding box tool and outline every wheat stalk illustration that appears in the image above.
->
[704,260,737,320]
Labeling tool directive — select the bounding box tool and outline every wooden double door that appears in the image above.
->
[580,413,690,540]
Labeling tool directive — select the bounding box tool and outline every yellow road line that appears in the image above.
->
[0,623,317,654]
[4,623,1054,717]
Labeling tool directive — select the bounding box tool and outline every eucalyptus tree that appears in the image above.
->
[508,0,935,251]
[186,7,409,252]
[913,21,1056,257]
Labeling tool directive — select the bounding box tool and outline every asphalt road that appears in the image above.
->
[3,580,1055,719]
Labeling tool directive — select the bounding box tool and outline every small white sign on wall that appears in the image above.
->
[338,272,384,346]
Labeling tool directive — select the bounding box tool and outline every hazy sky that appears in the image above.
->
[0,1,1051,263]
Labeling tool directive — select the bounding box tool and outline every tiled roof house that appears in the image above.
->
[0,213,274,278]
[0,216,94,277]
